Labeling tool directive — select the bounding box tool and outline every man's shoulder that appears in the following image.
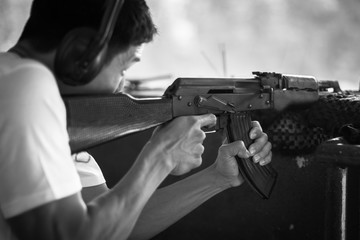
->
[6,59,54,85]
[0,52,55,87]
[0,53,60,102]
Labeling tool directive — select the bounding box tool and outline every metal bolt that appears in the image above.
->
[260,94,264,98]
[266,100,270,104]
[178,96,183,100]
[248,104,252,109]
[188,102,192,106]
[197,96,205,104]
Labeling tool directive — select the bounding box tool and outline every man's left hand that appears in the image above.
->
[213,121,272,187]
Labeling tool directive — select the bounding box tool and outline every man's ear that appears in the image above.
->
[54,0,125,87]
[54,27,107,86]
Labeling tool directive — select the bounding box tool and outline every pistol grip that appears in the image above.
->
[226,112,277,199]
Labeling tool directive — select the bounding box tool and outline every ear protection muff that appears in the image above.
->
[54,0,124,86]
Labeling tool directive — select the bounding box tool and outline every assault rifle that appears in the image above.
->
[63,71,319,199]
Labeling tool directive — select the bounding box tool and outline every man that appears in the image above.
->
[0,0,272,239]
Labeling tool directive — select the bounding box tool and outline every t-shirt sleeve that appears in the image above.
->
[73,152,106,188]
[0,62,82,218]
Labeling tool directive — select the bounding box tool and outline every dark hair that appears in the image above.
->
[20,0,157,61]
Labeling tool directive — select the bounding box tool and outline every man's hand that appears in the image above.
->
[150,114,217,176]
[214,121,272,187]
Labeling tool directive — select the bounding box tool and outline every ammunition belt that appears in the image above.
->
[263,93,360,153]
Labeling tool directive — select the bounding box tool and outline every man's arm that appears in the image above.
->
[81,184,109,202]
[80,122,271,240]
[79,165,231,240]
[129,121,271,240]
[80,165,233,239]
[129,164,232,240]
[8,145,172,240]
[7,114,216,240]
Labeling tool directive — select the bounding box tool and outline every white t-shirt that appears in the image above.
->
[0,52,105,238]
[73,151,106,188]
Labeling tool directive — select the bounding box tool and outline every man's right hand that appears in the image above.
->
[149,114,217,176]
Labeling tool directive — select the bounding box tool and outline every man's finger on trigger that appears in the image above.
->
[198,114,217,128]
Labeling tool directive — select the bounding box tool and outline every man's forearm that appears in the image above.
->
[129,164,233,240]
[8,142,173,240]
[81,143,173,240]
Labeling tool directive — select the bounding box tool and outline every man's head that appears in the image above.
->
[20,0,157,63]
[17,0,157,94]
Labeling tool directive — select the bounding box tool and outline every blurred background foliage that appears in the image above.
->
[1,0,360,90]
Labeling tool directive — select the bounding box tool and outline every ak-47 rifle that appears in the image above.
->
[63,71,319,199]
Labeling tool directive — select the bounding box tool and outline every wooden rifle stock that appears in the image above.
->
[64,94,173,153]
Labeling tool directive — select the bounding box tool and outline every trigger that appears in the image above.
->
[202,125,216,134]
